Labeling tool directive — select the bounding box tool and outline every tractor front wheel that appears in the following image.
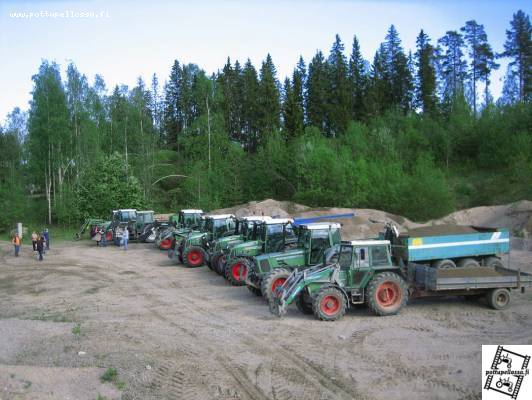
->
[227,258,248,286]
[312,286,347,321]
[261,268,291,305]
[183,246,206,268]
[366,272,408,316]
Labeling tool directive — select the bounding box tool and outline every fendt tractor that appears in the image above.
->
[156,209,204,250]
[272,224,532,321]
[243,222,343,303]
[168,214,236,268]
[110,209,156,245]
[220,218,296,286]
[207,216,272,275]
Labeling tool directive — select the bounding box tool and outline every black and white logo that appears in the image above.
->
[483,345,531,399]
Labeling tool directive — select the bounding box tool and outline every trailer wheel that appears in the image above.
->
[296,291,314,315]
[457,258,480,268]
[485,257,504,269]
[227,258,247,286]
[367,272,408,316]
[183,246,206,268]
[247,285,262,297]
[432,259,456,269]
[262,268,291,304]
[487,288,511,310]
[312,287,347,321]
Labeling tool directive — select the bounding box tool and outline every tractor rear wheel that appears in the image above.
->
[486,288,511,310]
[312,286,346,321]
[183,246,206,268]
[227,258,247,286]
[367,272,408,316]
[210,253,221,273]
[296,291,314,315]
[262,268,291,305]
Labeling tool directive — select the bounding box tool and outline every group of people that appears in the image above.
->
[11,228,49,261]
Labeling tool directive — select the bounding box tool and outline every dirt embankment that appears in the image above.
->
[214,199,532,240]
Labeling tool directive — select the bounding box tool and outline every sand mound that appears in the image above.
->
[213,199,532,240]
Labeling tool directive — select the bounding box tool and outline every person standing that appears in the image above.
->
[100,227,107,247]
[122,228,129,251]
[31,231,38,251]
[94,226,102,246]
[36,234,44,261]
[43,228,50,250]
[12,234,21,257]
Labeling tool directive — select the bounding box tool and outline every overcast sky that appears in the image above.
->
[1,0,529,121]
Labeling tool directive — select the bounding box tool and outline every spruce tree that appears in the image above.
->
[163,60,182,148]
[327,34,351,136]
[292,56,306,133]
[241,59,260,150]
[414,30,438,114]
[348,35,368,120]
[257,54,281,145]
[306,50,329,132]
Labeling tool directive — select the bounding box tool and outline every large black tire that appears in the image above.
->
[226,258,248,286]
[182,246,206,268]
[210,253,221,273]
[457,258,480,268]
[486,288,511,310]
[138,223,154,242]
[296,291,314,315]
[261,268,291,305]
[485,256,504,269]
[247,285,262,296]
[432,259,456,269]
[366,272,408,316]
[312,286,347,321]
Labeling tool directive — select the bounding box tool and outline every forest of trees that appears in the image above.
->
[0,10,531,229]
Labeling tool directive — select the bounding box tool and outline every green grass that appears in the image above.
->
[1,225,80,243]
[72,323,81,335]
[100,367,125,390]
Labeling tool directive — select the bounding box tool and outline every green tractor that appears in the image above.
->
[156,209,204,250]
[111,209,156,245]
[169,214,236,268]
[208,216,272,275]
[271,240,408,321]
[220,218,297,286]
[241,222,342,302]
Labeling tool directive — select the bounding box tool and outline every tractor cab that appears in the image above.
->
[136,210,154,227]
[115,209,138,222]
[177,209,204,228]
[298,222,342,265]
[337,240,393,272]
[259,218,296,253]
[203,214,236,241]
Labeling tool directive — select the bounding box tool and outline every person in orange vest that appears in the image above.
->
[12,233,21,257]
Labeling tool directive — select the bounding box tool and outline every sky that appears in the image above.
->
[0,0,530,121]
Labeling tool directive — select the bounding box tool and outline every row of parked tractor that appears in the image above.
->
[77,208,532,321]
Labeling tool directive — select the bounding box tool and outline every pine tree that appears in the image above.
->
[348,35,368,120]
[257,54,281,145]
[163,60,182,148]
[414,30,438,114]
[327,34,351,136]
[282,78,297,138]
[500,10,531,101]
[306,50,329,132]
[292,56,306,131]
[241,59,260,150]
[438,30,468,104]
[368,43,391,116]
[385,25,413,112]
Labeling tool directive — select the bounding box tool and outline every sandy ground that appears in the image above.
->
[0,237,531,400]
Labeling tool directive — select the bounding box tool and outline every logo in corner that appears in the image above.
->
[483,345,531,399]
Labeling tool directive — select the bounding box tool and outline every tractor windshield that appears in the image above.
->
[338,246,353,269]
[119,211,136,221]
[265,223,285,253]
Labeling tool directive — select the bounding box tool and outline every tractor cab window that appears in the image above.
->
[330,228,341,245]
[119,211,136,222]
[266,224,285,252]
[370,246,389,266]
[354,247,370,268]
[284,224,296,241]
[309,229,329,265]
[338,246,353,270]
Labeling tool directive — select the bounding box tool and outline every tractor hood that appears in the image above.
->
[230,240,260,257]
[252,249,305,274]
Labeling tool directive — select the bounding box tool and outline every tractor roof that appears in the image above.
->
[118,209,137,212]
[138,210,154,214]
[349,239,390,246]
[242,216,271,222]
[181,209,203,214]
[265,218,293,225]
[301,222,341,230]
[205,214,235,220]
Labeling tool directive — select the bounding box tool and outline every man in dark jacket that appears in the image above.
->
[36,234,44,261]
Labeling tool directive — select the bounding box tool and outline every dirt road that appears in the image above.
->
[1,241,531,400]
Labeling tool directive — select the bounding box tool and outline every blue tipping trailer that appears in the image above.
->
[384,224,510,268]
